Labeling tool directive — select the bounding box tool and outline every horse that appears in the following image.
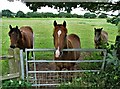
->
[8,25,34,59]
[53,21,81,70]
[94,28,108,49]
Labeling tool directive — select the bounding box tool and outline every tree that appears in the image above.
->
[107,15,120,25]
[98,13,107,18]
[15,11,26,18]
[26,12,42,18]
[84,13,97,18]
[7,0,120,13]
[89,13,97,18]
[2,9,14,17]
[84,13,91,18]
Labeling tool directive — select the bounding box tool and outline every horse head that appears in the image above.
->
[53,21,67,58]
[94,28,103,45]
[8,25,22,48]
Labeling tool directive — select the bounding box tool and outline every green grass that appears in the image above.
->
[1,18,118,75]
[2,18,118,55]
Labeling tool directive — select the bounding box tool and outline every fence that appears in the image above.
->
[20,48,107,87]
[0,48,20,81]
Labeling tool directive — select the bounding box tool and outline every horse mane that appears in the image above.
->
[102,30,108,35]
[56,24,63,26]
[54,24,68,34]
[20,26,33,33]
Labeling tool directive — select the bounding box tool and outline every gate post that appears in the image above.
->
[20,50,24,80]
[101,50,107,70]
[8,48,20,74]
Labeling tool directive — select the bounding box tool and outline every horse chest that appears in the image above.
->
[55,51,74,60]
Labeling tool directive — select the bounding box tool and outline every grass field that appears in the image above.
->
[2,18,118,55]
[1,17,118,75]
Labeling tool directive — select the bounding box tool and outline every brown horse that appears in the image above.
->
[8,25,34,58]
[94,28,108,49]
[53,21,81,70]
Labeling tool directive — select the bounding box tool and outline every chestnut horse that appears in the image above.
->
[94,28,108,49]
[8,25,34,58]
[53,21,81,70]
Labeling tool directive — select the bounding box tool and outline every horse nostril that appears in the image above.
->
[60,51,63,56]
[10,45,15,48]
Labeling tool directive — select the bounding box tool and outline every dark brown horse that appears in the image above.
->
[94,28,108,49]
[8,25,34,58]
[53,21,81,70]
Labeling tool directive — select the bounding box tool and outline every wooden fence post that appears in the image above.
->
[8,48,20,74]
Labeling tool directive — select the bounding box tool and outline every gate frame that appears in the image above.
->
[20,48,107,87]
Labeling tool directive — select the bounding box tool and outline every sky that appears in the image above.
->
[0,0,119,15]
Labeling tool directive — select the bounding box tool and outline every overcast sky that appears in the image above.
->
[0,0,119,15]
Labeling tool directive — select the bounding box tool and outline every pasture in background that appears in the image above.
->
[2,18,117,55]
[1,18,117,76]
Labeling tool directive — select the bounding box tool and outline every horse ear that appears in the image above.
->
[16,26,18,29]
[54,20,57,27]
[99,28,102,32]
[9,25,12,30]
[63,21,66,27]
[101,28,103,30]
[94,28,97,30]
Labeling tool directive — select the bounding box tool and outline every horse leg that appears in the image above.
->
[27,51,34,71]
[31,43,34,59]
[27,51,30,59]
[27,51,31,71]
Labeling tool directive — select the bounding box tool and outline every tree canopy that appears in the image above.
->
[24,2,120,13]
[7,0,120,13]
[15,11,26,18]
[2,9,14,17]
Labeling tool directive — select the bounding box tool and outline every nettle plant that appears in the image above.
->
[2,79,31,89]
[58,44,120,88]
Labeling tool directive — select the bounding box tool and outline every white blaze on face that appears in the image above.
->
[55,30,62,57]
[55,47,60,58]
[58,30,62,37]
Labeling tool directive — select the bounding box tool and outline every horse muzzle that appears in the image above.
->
[55,49,63,58]
[10,45,16,49]
[95,40,100,45]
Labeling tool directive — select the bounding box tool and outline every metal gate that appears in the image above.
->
[20,48,107,87]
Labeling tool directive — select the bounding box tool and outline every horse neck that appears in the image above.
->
[100,33,108,43]
[60,36,68,49]
[65,36,71,49]
[100,31,105,41]
[17,38,23,48]
[17,32,24,48]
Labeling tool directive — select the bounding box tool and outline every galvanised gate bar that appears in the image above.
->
[20,48,107,87]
